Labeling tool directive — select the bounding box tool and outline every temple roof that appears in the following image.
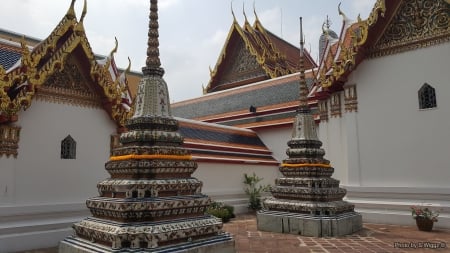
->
[0,42,22,70]
[0,1,133,127]
[173,70,318,130]
[178,117,277,165]
[314,0,449,97]
[205,14,317,94]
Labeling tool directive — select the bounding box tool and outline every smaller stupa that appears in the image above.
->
[257,17,362,237]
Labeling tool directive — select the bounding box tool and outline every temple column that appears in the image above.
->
[344,112,361,186]
[343,85,360,186]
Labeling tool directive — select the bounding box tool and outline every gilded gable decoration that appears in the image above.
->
[371,0,450,57]
[344,85,358,112]
[0,0,132,128]
[318,100,329,121]
[35,55,101,107]
[0,125,20,158]
[218,39,265,86]
[206,10,316,93]
[330,93,342,117]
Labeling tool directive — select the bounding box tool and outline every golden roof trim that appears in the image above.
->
[0,0,132,127]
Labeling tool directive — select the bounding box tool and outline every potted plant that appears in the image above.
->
[243,173,270,212]
[410,205,439,231]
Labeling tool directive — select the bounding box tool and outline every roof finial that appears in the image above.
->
[253,1,259,22]
[298,17,309,112]
[79,0,87,23]
[66,0,77,19]
[243,2,248,22]
[143,0,164,76]
[231,1,236,22]
[338,2,348,21]
[110,37,118,58]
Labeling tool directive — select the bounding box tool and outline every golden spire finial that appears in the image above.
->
[322,15,332,36]
[143,0,164,76]
[80,0,87,23]
[110,37,118,58]
[125,57,131,73]
[66,0,77,19]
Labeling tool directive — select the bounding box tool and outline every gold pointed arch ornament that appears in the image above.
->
[318,0,385,88]
[0,0,133,128]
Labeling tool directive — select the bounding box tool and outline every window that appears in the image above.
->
[61,135,76,159]
[418,83,437,109]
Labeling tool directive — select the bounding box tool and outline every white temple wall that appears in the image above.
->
[254,126,292,162]
[14,100,114,204]
[0,157,15,203]
[341,42,450,229]
[353,43,450,188]
[0,100,116,252]
[194,162,278,214]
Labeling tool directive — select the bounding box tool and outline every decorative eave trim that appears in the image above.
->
[35,85,102,108]
[0,124,21,158]
[318,0,387,89]
[369,29,450,58]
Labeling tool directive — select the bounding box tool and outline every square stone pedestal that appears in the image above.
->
[257,210,362,237]
[59,233,235,253]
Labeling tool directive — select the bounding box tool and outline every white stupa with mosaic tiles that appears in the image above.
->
[257,17,362,237]
[59,0,235,252]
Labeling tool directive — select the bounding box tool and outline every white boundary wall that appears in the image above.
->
[0,100,115,252]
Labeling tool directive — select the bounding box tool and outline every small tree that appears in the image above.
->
[243,173,271,211]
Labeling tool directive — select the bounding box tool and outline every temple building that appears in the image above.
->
[172,0,450,231]
[0,0,449,251]
[0,1,275,252]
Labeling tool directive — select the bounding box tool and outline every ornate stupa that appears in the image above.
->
[59,0,235,252]
[257,17,362,237]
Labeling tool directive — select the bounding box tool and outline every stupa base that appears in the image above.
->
[257,210,362,237]
[59,233,235,253]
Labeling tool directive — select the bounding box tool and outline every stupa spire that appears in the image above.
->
[290,17,319,141]
[143,0,164,76]
[133,0,170,117]
[298,17,310,113]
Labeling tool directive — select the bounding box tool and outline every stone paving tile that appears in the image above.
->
[16,213,450,253]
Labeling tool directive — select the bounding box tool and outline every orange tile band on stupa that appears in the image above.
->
[109,154,192,161]
[281,163,332,168]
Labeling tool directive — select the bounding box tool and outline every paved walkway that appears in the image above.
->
[17,214,450,253]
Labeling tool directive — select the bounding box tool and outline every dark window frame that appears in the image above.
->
[61,135,76,159]
[418,83,437,109]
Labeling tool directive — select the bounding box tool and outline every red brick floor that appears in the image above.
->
[224,214,450,253]
[17,214,450,253]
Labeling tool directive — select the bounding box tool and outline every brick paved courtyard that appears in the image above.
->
[18,214,450,253]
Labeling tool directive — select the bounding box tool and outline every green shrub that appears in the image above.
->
[206,201,235,223]
[243,173,271,211]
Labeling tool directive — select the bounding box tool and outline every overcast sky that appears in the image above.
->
[0,0,375,102]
